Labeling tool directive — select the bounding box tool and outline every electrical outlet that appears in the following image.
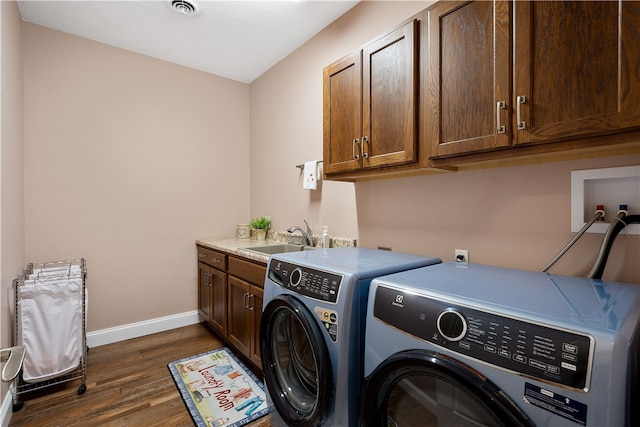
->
[455,249,469,263]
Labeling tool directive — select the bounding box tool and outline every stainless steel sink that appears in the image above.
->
[242,244,317,255]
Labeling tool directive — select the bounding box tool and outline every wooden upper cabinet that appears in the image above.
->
[323,52,362,174]
[513,1,640,145]
[363,20,419,168]
[428,0,640,159]
[426,0,511,158]
[324,19,419,175]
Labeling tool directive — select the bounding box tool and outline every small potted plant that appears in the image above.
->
[250,216,271,240]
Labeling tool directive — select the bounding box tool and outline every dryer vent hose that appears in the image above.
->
[588,214,640,280]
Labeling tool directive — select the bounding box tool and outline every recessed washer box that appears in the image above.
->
[571,165,640,235]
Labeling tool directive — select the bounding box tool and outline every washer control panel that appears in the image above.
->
[268,260,343,304]
[373,284,594,391]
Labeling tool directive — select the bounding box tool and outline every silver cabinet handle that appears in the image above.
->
[361,136,369,158]
[352,139,360,160]
[204,272,211,287]
[243,293,255,311]
[199,253,206,258]
[247,294,254,311]
[517,95,526,130]
[496,101,506,134]
[212,259,220,263]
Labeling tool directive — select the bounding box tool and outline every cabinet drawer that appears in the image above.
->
[197,245,227,270]
[228,256,267,287]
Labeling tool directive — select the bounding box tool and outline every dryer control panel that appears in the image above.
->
[374,284,594,392]
[268,260,343,304]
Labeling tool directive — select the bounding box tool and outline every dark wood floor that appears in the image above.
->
[9,323,271,427]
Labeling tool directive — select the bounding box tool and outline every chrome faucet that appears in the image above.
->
[287,220,313,246]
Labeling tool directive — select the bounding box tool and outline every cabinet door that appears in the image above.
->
[513,1,640,145]
[250,286,263,368]
[323,52,363,174]
[209,267,228,337]
[197,263,212,323]
[227,276,252,358]
[427,0,511,157]
[362,19,419,168]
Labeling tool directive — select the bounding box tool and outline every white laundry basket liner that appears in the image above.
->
[18,277,84,383]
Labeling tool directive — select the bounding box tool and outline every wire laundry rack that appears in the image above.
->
[12,258,88,412]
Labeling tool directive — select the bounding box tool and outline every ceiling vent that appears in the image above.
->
[170,0,201,16]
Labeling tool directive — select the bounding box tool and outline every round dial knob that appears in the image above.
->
[289,268,302,287]
[437,309,467,341]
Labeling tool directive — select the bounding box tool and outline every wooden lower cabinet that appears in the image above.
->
[197,262,212,323]
[250,287,263,367]
[197,246,228,337]
[228,256,266,368]
[208,267,228,337]
[227,276,263,367]
[197,245,266,370]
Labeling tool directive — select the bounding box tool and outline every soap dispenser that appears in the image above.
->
[322,226,330,248]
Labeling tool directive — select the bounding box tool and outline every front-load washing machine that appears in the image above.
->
[361,262,640,426]
[260,247,441,427]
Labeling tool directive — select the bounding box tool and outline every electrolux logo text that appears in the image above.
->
[392,294,404,308]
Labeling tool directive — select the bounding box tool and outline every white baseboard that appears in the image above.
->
[86,310,201,348]
[0,311,201,427]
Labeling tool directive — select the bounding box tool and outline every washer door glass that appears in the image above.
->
[261,295,333,427]
[361,350,535,427]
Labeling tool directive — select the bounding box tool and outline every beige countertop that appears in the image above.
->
[196,236,278,264]
[197,231,357,264]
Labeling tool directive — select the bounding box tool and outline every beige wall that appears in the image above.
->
[250,1,640,284]
[250,1,431,238]
[5,0,640,359]
[22,24,251,331]
[355,156,639,283]
[1,0,636,416]
[1,0,25,410]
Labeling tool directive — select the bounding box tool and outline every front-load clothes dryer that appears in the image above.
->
[361,262,640,427]
[260,247,441,427]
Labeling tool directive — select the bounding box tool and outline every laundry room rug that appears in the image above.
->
[168,347,269,427]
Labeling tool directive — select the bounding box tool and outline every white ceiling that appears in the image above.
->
[17,0,359,83]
